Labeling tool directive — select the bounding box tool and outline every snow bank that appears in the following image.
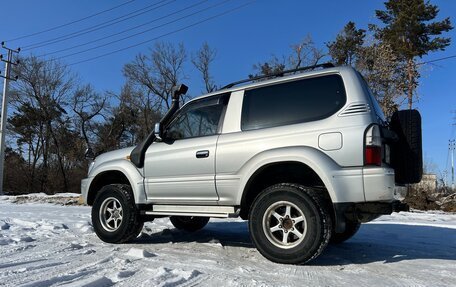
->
[0,193,81,205]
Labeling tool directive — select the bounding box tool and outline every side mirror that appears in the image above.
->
[154,122,162,141]
[85,147,95,160]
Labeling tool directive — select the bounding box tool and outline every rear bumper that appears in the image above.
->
[329,166,395,203]
[362,166,395,201]
[333,200,409,232]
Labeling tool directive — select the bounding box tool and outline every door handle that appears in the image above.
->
[196,150,209,158]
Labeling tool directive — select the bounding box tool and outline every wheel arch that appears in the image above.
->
[239,160,334,220]
[235,146,363,233]
[236,146,340,209]
[87,170,130,205]
[86,160,146,206]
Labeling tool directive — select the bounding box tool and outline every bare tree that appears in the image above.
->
[355,39,407,118]
[192,42,217,93]
[251,35,325,79]
[289,35,325,69]
[251,55,287,79]
[71,84,107,150]
[123,42,187,111]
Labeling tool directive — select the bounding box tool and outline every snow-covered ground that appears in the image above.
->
[0,200,455,287]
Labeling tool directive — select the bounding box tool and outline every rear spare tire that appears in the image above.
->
[390,109,422,184]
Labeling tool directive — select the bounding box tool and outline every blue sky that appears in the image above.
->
[1,0,455,182]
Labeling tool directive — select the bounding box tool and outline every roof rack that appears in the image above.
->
[220,62,335,90]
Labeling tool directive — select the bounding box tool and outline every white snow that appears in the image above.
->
[0,200,455,287]
[125,247,156,258]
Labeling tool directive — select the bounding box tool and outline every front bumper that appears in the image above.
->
[333,200,409,232]
[80,177,91,204]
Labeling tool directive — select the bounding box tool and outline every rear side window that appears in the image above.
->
[241,74,346,131]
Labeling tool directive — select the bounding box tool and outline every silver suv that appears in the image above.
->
[81,63,422,264]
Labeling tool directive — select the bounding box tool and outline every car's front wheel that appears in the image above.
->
[92,184,143,243]
[249,183,332,264]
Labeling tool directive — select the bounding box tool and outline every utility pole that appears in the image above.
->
[450,139,456,191]
[451,111,456,191]
[0,42,20,195]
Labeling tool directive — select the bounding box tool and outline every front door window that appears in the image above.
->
[166,95,227,140]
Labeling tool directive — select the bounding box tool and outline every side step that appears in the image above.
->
[144,205,239,218]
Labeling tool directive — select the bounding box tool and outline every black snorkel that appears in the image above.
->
[130,84,188,168]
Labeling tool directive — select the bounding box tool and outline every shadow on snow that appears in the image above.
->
[135,221,456,265]
[315,223,456,265]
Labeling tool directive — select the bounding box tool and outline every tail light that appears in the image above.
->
[365,125,382,166]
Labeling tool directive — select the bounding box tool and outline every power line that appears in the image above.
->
[51,0,232,61]
[22,0,174,50]
[67,1,255,67]
[23,0,172,50]
[417,54,456,66]
[7,1,135,42]
[39,0,210,58]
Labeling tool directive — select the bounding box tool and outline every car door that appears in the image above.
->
[144,94,229,203]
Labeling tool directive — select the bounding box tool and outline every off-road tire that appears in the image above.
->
[92,184,144,243]
[330,220,361,244]
[249,183,332,264]
[170,216,210,232]
[390,109,422,184]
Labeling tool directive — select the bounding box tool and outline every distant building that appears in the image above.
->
[414,174,437,193]
[394,174,439,199]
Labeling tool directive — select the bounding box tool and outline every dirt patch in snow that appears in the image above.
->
[1,193,83,206]
[405,187,456,212]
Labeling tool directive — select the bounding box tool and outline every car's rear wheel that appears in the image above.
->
[249,183,332,264]
[92,184,143,243]
[170,216,209,232]
[330,220,361,244]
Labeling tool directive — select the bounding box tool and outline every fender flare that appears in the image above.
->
[236,146,363,205]
[87,159,147,204]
